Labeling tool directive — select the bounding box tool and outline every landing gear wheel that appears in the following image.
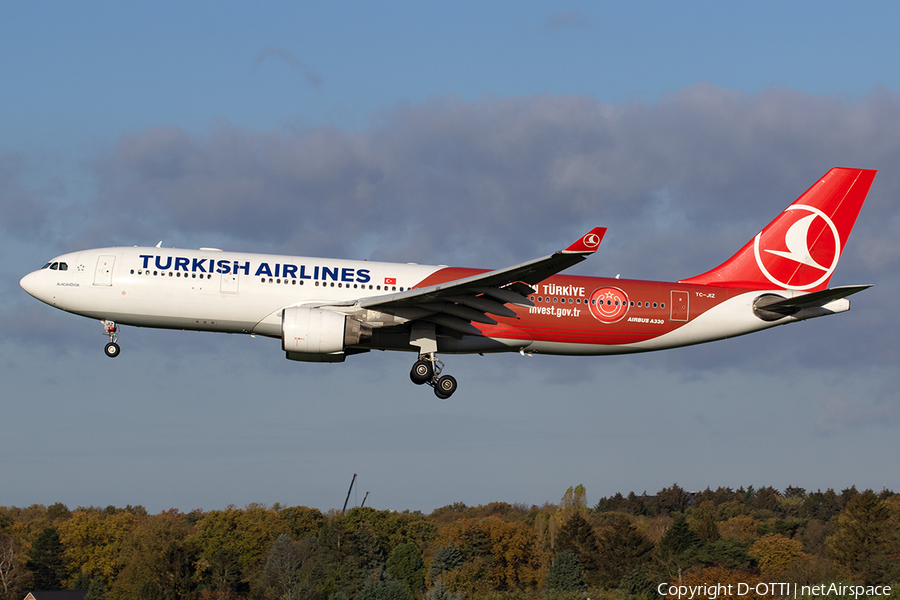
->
[433,374,458,399]
[410,359,434,385]
[104,342,120,358]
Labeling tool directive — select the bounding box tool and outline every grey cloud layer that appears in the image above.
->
[9,84,900,376]
[88,85,900,272]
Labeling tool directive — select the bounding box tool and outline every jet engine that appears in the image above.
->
[282,307,371,363]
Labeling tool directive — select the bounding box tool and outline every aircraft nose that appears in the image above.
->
[20,271,41,299]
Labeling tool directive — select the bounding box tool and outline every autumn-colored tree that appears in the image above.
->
[191,505,285,587]
[718,515,758,542]
[827,489,897,583]
[748,533,804,576]
[436,517,546,593]
[57,510,141,584]
[481,518,546,591]
[279,506,324,540]
[109,510,198,600]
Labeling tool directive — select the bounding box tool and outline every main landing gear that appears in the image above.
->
[409,353,458,399]
[102,320,120,358]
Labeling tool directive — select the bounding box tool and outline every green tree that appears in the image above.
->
[690,502,720,545]
[423,579,463,600]
[427,544,462,582]
[385,542,424,596]
[827,489,896,584]
[682,538,757,572]
[85,575,109,600]
[262,533,302,600]
[655,484,691,515]
[594,516,653,588]
[657,513,699,560]
[555,512,598,575]
[26,526,66,589]
[620,565,656,600]
[545,549,585,592]
[357,577,411,600]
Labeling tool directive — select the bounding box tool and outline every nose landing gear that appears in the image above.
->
[409,354,458,399]
[102,320,120,358]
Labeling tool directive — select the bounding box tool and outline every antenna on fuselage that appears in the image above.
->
[156,241,162,248]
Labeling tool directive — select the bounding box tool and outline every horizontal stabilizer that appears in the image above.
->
[754,285,871,319]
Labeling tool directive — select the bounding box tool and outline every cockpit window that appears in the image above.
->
[49,262,58,270]
[58,262,68,271]
[41,262,52,269]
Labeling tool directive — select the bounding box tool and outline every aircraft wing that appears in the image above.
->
[351,227,606,335]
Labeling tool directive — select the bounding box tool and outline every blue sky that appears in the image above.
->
[3,2,900,513]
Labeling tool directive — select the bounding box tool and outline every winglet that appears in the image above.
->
[563,227,607,254]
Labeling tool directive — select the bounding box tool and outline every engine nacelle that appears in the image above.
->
[282,307,371,363]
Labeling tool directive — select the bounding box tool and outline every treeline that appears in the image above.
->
[1,484,898,600]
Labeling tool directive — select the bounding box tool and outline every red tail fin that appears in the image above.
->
[680,168,876,291]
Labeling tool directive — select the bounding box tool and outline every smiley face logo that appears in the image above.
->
[588,287,629,323]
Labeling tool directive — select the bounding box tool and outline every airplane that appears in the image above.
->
[20,167,876,399]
